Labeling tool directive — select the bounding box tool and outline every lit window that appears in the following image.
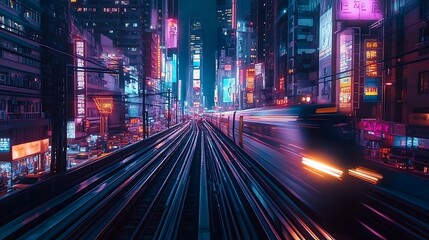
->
[418,71,429,94]
[133,23,138,27]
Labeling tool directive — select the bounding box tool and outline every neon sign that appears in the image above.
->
[75,40,86,117]
[337,0,383,20]
[166,18,178,48]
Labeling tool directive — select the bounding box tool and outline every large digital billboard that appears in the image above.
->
[166,18,178,48]
[318,8,333,103]
[319,8,332,60]
[222,77,234,103]
[337,0,383,20]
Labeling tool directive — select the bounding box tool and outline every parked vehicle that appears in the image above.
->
[75,152,90,160]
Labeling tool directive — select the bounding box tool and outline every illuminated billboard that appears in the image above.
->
[222,77,234,103]
[178,80,182,101]
[193,54,200,67]
[246,68,255,91]
[0,138,10,152]
[166,60,172,83]
[172,54,177,83]
[193,69,200,80]
[166,18,178,48]
[75,40,86,117]
[247,93,254,104]
[364,39,382,102]
[193,80,201,90]
[338,29,353,113]
[319,8,332,60]
[337,0,383,20]
[318,8,333,104]
[364,78,380,102]
[125,79,138,95]
[12,139,49,160]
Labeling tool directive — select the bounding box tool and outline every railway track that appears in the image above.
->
[0,119,340,239]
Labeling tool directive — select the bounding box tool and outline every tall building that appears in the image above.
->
[380,0,429,172]
[274,0,288,104]
[287,0,319,104]
[236,20,257,109]
[188,18,204,113]
[40,0,71,173]
[0,0,55,184]
[256,0,274,105]
[71,0,146,132]
[216,0,235,110]
[72,1,145,74]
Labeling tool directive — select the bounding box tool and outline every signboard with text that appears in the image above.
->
[75,40,87,117]
[364,40,382,102]
[337,0,383,20]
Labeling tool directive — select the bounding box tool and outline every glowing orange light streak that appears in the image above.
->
[348,166,383,185]
[302,157,343,179]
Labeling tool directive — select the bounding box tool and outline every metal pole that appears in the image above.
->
[175,97,178,124]
[142,76,146,139]
[168,89,171,128]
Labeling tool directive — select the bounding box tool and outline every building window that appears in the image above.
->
[418,71,429,94]
[419,27,429,43]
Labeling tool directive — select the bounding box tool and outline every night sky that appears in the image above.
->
[179,0,217,109]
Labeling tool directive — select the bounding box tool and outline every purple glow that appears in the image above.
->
[166,18,178,48]
[337,0,383,20]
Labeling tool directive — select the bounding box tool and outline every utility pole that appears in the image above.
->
[175,97,178,124]
[167,88,171,128]
[142,75,146,139]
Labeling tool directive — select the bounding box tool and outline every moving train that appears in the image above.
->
[205,104,370,181]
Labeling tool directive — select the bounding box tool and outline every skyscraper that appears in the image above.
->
[0,0,67,183]
[72,1,145,75]
[188,18,204,113]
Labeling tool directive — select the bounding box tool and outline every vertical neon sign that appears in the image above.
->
[75,40,86,117]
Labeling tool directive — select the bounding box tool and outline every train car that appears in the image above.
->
[205,104,365,180]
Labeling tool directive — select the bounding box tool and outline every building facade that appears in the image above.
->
[0,0,54,185]
[188,18,204,113]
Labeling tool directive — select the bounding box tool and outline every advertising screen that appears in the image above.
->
[318,8,332,104]
[0,138,10,152]
[364,40,382,102]
[193,54,200,67]
[319,8,332,60]
[364,78,380,102]
[246,68,255,91]
[193,80,201,91]
[166,18,178,48]
[172,54,177,83]
[222,77,233,103]
[247,93,254,104]
[193,69,200,80]
[337,0,383,20]
[125,79,139,95]
[166,60,172,84]
[338,29,353,112]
